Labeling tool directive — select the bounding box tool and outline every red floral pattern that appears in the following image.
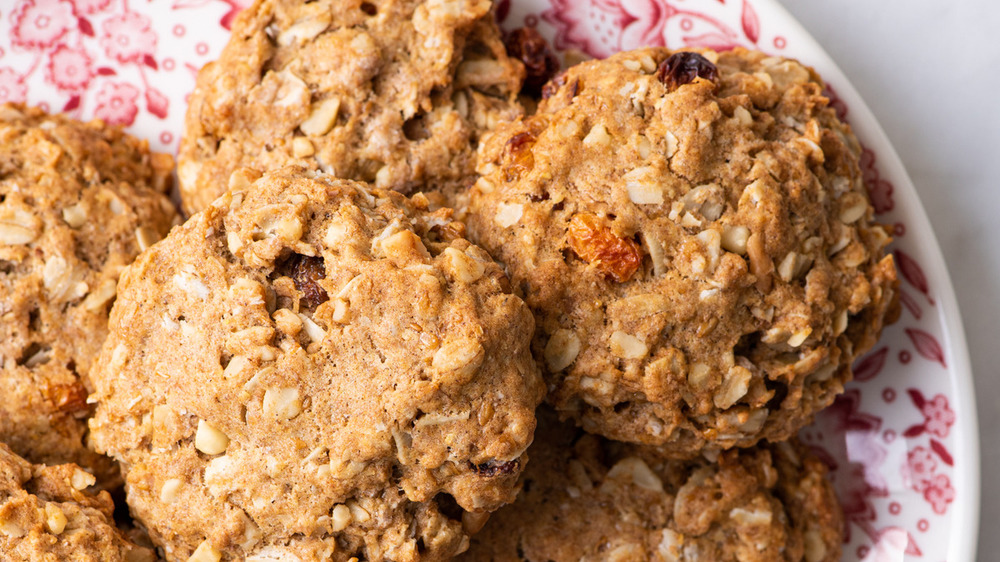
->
[47,44,93,91]
[100,12,156,64]
[0,1,969,559]
[93,81,138,125]
[0,68,28,103]
[10,0,77,49]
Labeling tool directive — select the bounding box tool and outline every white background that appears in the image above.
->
[781,1,999,559]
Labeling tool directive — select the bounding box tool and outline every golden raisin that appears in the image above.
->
[567,213,643,282]
[43,381,89,414]
[503,131,535,182]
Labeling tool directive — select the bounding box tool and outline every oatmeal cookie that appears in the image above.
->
[0,443,156,561]
[466,48,898,455]
[177,0,524,214]
[88,166,544,561]
[0,104,178,487]
[460,409,842,562]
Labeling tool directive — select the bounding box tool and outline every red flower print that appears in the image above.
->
[904,446,936,490]
[47,45,94,91]
[920,394,955,438]
[11,0,77,49]
[923,473,955,515]
[100,12,157,63]
[0,68,28,103]
[73,0,112,14]
[93,81,139,125]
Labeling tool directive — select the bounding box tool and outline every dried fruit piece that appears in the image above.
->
[503,131,536,182]
[657,51,718,91]
[504,27,560,97]
[277,254,329,311]
[567,214,643,282]
[470,459,519,477]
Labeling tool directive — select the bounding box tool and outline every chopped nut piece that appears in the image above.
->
[714,365,751,409]
[331,504,352,532]
[194,419,230,455]
[300,98,341,136]
[610,331,648,359]
[495,203,524,228]
[583,123,611,147]
[263,388,303,420]
[442,247,485,282]
[62,204,87,228]
[189,540,222,562]
[71,468,96,490]
[160,478,183,504]
[544,329,581,372]
[605,457,663,492]
[44,504,67,535]
[292,137,315,158]
[721,225,749,255]
[135,226,161,251]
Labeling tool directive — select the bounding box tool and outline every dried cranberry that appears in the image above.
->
[278,254,329,311]
[657,51,719,92]
[470,459,519,477]
[505,27,560,98]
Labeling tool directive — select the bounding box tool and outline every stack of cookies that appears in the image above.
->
[0,1,898,560]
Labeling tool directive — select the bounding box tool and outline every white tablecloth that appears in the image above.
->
[781,1,999,558]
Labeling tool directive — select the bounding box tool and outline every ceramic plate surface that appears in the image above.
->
[0,0,979,559]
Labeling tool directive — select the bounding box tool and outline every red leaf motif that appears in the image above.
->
[145,88,168,119]
[853,347,888,382]
[96,67,117,76]
[898,288,922,319]
[740,0,760,43]
[906,328,947,367]
[930,439,954,466]
[62,95,80,112]
[220,6,241,30]
[496,0,511,24]
[903,424,926,438]
[143,54,158,70]
[895,249,934,304]
[906,388,927,409]
[78,17,95,37]
[682,33,739,51]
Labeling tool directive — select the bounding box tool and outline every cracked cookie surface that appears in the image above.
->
[460,409,842,562]
[88,166,543,561]
[0,104,178,489]
[0,443,156,562]
[178,0,524,214]
[466,48,898,456]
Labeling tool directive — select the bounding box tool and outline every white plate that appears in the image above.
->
[0,0,979,559]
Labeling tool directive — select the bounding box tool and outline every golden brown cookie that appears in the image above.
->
[466,48,898,456]
[177,0,525,214]
[88,166,544,561]
[460,409,842,562]
[0,104,178,488]
[0,443,156,561]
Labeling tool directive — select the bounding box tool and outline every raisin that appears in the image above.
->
[541,71,567,100]
[504,27,560,98]
[657,51,719,92]
[277,254,329,311]
[503,131,536,182]
[567,213,643,282]
[470,459,519,477]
